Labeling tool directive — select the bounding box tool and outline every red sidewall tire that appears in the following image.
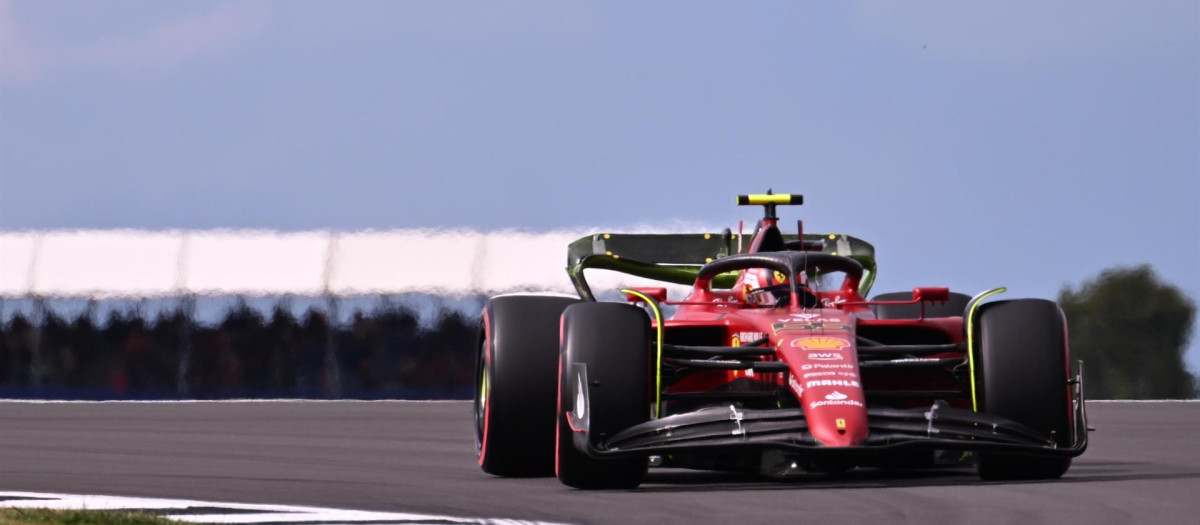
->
[555,302,650,489]
[476,295,579,477]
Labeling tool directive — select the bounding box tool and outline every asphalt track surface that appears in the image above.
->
[1,401,1196,525]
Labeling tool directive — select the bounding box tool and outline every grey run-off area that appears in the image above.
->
[0,401,1196,524]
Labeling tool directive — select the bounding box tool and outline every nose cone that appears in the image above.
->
[804,395,868,447]
[778,338,869,448]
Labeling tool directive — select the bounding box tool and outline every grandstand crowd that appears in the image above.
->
[0,300,476,399]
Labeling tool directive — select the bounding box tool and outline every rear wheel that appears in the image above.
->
[556,302,650,489]
[476,295,579,477]
[972,299,1073,480]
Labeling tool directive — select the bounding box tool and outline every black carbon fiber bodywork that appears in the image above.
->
[569,368,1089,461]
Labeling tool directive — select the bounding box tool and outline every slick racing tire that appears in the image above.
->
[971,299,1073,480]
[871,291,971,319]
[476,294,580,477]
[556,302,651,489]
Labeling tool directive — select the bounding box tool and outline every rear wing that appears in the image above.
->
[566,232,877,301]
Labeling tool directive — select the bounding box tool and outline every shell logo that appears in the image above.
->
[791,336,851,350]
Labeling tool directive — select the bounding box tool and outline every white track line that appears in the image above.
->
[1087,399,1200,403]
[0,491,567,525]
[0,399,471,404]
[0,399,1194,404]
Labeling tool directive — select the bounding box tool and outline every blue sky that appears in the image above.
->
[2,1,1198,370]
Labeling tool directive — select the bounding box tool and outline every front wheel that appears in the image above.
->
[556,302,651,489]
[972,299,1073,480]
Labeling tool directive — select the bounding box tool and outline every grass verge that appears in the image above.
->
[0,508,176,525]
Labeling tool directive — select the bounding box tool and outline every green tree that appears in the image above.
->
[1059,265,1197,399]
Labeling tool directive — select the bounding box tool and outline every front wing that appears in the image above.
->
[570,367,1088,460]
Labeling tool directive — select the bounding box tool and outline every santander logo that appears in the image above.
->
[809,389,864,409]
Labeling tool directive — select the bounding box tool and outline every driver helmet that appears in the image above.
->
[740,268,803,306]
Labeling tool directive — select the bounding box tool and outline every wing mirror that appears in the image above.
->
[625,287,668,304]
[912,287,951,303]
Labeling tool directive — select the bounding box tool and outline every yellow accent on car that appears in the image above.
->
[480,368,488,404]
[622,288,665,419]
[966,287,1007,411]
[738,194,800,205]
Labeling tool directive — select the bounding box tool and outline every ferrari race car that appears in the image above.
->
[475,193,1088,489]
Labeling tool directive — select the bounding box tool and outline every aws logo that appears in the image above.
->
[791,336,850,351]
[808,352,844,361]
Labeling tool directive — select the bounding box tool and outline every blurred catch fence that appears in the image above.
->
[1,294,483,399]
[0,229,600,399]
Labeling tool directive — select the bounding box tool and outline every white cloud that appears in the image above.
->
[0,0,269,82]
[0,226,732,297]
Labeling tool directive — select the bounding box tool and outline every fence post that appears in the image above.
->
[25,234,44,394]
[176,294,195,397]
[324,294,341,398]
[174,232,191,398]
[322,232,342,398]
[29,295,45,394]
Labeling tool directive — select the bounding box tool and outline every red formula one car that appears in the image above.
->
[475,193,1087,489]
